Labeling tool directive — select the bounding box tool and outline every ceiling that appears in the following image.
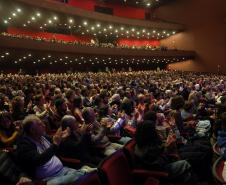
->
[0,0,182,40]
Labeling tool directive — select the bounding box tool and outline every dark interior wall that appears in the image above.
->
[155,0,226,73]
[68,0,146,19]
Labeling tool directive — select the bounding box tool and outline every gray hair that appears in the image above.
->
[61,115,76,130]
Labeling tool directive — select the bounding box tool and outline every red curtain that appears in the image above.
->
[7,27,93,43]
[117,38,160,47]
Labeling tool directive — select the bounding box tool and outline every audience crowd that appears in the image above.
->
[0,70,225,185]
[1,32,166,51]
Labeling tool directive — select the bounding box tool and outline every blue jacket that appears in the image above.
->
[217,131,226,158]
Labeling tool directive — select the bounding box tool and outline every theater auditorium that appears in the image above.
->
[0,0,225,185]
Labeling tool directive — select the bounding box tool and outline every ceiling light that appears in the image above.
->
[31,17,36,21]
[96,23,100,27]
[83,21,88,26]
[17,8,21,12]
[36,13,41,17]
[53,16,58,20]
[4,20,8,24]
[147,3,151,7]
[12,13,16,16]
[120,27,124,30]
[8,17,12,20]
[69,19,73,24]
[91,26,95,30]
[48,20,52,24]
[5,52,9,55]
[109,25,113,29]
[172,31,176,34]
[153,30,156,33]
[23,24,26,27]
[131,28,135,32]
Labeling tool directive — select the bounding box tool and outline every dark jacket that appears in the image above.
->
[134,144,169,171]
[16,136,58,178]
[0,150,32,185]
[58,132,92,163]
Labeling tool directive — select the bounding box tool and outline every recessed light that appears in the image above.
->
[17,8,21,12]
[69,19,73,24]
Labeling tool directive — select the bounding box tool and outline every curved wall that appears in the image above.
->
[155,0,226,73]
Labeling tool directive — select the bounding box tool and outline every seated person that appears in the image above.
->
[217,112,226,157]
[98,105,131,145]
[16,115,90,185]
[82,107,123,156]
[0,150,34,185]
[51,98,72,129]
[0,112,22,147]
[59,115,100,165]
[134,120,198,185]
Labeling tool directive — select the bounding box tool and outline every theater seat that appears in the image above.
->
[75,171,102,185]
[213,142,221,156]
[124,125,136,137]
[212,157,226,184]
[98,149,160,185]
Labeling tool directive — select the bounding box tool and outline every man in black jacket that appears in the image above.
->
[0,150,33,185]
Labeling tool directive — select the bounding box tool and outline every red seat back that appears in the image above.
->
[99,149,133,185]
[212,157,225,183]
[213,142,221,156]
